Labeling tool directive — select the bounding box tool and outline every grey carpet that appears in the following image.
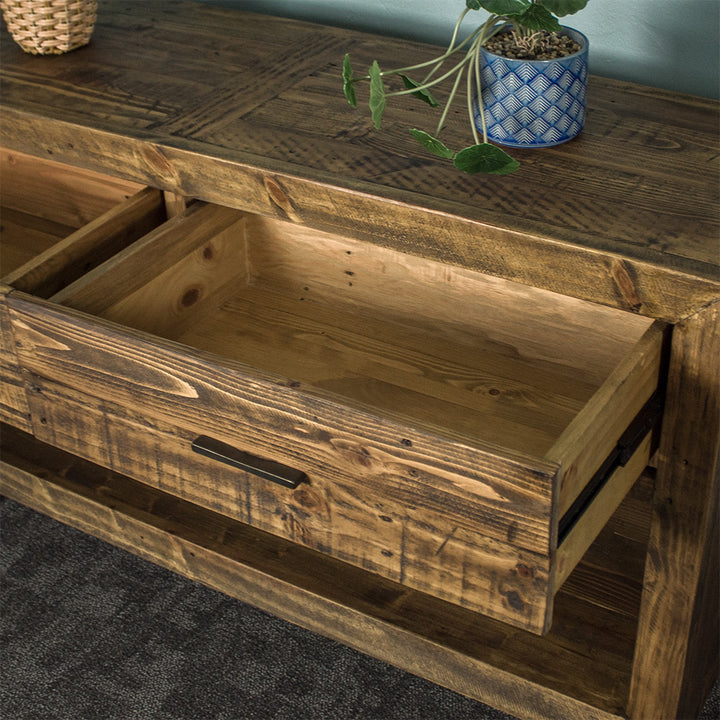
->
[1,498,718,720]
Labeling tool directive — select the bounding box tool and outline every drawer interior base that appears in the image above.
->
[0,422,652,720]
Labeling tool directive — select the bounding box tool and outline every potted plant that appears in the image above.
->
[342,0,589,174]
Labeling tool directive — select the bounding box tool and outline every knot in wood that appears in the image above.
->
[264,176,300,222]
[611,259,643,313]
[140,144,179,186]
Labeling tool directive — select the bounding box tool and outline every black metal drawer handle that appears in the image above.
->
[191,435,306,489]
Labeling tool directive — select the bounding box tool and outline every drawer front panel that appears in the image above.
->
[11,295,558,634]
[0,287,31,431]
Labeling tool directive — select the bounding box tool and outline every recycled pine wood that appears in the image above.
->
[0,148,166,429]
[0,149,148,283]
[53,204,656,460]
[0,284,30,431]
[554,434,652,589]
[0,422,651,720]
[0,1,718,717]
[5,186,167,299]
[1,2,718,322]
[4,289,559,632]
[628,302,720,720]
[4,193,663,631]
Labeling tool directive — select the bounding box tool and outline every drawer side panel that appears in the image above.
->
[547,322,666,516]
[3,187,167,298]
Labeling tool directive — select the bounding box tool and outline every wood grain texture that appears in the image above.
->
[1,421,652,719]
[74,205,653,457]
[50,201,245,312]
[554,434,652,591]
[23,373,553,634]
[0,205,75,277]
[177,285,582,456]
[1,3,718,715]
[241,214,653,388]
[0,1,718,320]
[678,500,719,719]
[1,110,717,325]
[162,191,188,218]
[628,302,720,719]
[48,202,656,468]
[8,292,560,633]
[0,285,30,431]
[0,148,147,282]
[3,186,167,298]
[3,191,668,631]
[547,322,665,516]
[0,147,143,230]
[92,210,248,339]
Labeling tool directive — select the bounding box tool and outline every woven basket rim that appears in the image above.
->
[1,0,98,55]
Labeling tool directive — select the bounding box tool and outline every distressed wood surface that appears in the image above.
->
[50,201,245,311]
[0,149,146,281]
[0,148,144,234]
[23,373,555,632]
[55,203,653,462]
[0,284,30,431]
[1,421,656,719]
[554,434,652,591]
[1,2,719,716]
[546,322,665,516]
[628,302,720,719]
[9,291,566,632]
[240,213,654,388]
[4,186,166,298]
[4,190,668,632]
[1,1,718,320]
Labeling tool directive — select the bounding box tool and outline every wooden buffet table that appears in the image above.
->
[1,2,718,718]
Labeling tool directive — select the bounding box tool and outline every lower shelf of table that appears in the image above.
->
[0,422,654,720]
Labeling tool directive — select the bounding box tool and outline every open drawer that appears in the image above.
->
[0,149,168,431]
[2,188,667,634]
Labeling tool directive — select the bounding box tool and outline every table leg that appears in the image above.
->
[628,302,720,719]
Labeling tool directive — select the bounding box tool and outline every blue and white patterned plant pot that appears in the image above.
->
[475,27,588,148]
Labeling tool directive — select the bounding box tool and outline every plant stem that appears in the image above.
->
[422,6,473,85]
[352,13,485,87]
[468,41,488,143]
[387,52,472,99]
[374,26,481,81]
[471,17,508,145]
[467,42,482,146]
[448,7,472,53]
[436,64,465,138]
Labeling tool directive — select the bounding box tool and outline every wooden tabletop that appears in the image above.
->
[1,0,718,321]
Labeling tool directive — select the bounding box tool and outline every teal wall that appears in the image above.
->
[200,0,719,99]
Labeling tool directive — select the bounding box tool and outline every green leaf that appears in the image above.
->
[477,0,530,15]
[368,60,386,129]
[409,129,454,159]
[536,0,589,17]
[515,3,561,32]
[342,54,357,107]
[453,143,520,174]
[400,74,440,107]
[466,0,482,9]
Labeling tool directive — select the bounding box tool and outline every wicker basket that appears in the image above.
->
[1,0,97,55]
